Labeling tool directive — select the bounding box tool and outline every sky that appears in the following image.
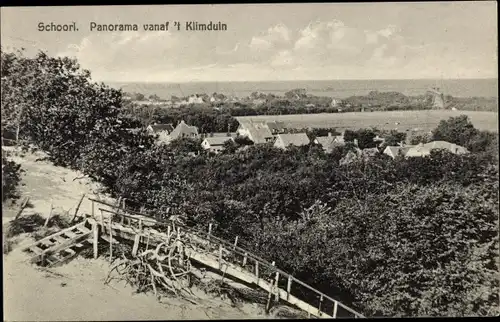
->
[1,3,498,82]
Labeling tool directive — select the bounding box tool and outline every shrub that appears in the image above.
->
[2,151,23,201]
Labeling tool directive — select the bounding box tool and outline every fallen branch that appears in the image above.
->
[44,200,53,227]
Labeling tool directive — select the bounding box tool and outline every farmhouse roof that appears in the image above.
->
[276,133,310,147]
[149,123,174,133]
[169,120,199,140]
[405,144,432,157]
[423,141,468,154]
[266,121,286,132]
[204,132,236,138]
[203,136,234,146]
[238,120,274,144]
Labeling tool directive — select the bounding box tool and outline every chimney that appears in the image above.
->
[328,132,332,137]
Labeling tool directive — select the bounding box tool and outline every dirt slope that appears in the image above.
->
[2,147,268,321]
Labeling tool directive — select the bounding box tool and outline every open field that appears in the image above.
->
[236,110,499,133]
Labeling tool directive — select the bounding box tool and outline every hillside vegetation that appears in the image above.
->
[1,48,498,317]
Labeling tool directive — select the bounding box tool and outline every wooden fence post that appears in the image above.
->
[233,236,238,249]
[318,294,323,316]
[218,244,223,270]
[91,200,95,219]
[286,275,292,301]
[333,301,338,318]
[255,261,259,283]
[109,213,113,262]
[208,223,213,245]
[92,222,99,259]
[167,225,171,240]
[139,219,143,231]
[242,252,248,267]
[266,261,276,312]
[274,270,280,302]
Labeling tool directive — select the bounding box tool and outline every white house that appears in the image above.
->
[146,123,175,143]
[201,136,234,153]
[169,120,199,141]
[236,120,274,144]
[405,141,468,158]
[331,98,343,108]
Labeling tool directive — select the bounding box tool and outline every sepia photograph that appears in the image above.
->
[1,2,498,320]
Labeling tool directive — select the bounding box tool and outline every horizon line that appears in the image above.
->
[103,77,499,84]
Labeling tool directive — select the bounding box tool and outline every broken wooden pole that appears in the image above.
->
[15,197,30,220]
[233,236,238,249]
[70,194,86,223]
[92,221,99,259]
[139,219,143,231]
[91,200,95,219]
[287,275,293,301]
[44,200,53,227]
[255,261,259,283]
[145,230,151,250]
[132,233,141,257]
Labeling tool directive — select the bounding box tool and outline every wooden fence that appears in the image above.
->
[88,197,365,319]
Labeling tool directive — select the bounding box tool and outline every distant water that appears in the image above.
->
[108,79,498,100]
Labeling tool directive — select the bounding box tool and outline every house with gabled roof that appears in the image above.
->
[201,136,234,154]
[274,133,310,150]
[313,133,342,153]
[147,123,175,134]
[146,123,175,143]
[423,141,468,154]
[169,120,199,141]
[405,144,431,158]
[236,120,274,144]
[405,141,468,158]
[383,145,414,159]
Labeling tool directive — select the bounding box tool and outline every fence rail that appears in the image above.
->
[89,197,365,318]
